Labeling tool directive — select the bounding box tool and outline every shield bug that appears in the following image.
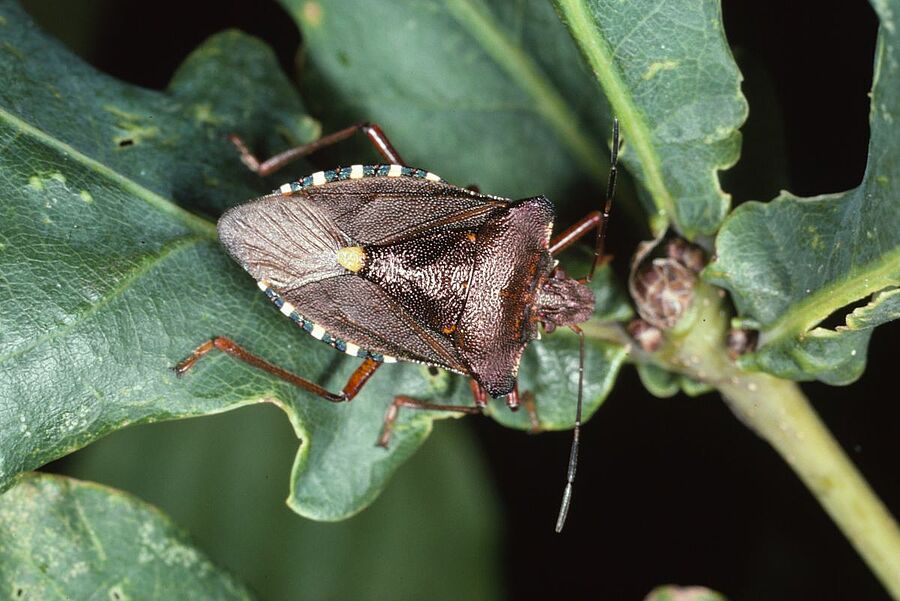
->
[175,120,620,531]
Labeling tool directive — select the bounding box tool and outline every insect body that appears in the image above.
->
[218,165,593,397]
[176,121,619,531]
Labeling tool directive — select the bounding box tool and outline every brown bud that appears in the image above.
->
[627,319,663,352]
[666,239,706,273]
[630,257,696,329]
[629,235,703,330]
[726,328,759,360]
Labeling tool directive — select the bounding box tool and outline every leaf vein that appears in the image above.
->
[0,106,216,238]
[443,0,607,181]
[0,235,207,366]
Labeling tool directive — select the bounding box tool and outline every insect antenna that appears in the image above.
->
[587,117,620,282]
[556,324,585,533]
[556,118,620,532]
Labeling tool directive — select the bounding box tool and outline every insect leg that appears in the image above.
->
[174,337,381,402]
[378,380,488,448]
[469,378,488,408]
[548,118,619,281]
[229,122,406,176]
[506,385,542,432]
[520,390,542,433]
[506,383,520,410]
[548,210,603,256]
[378,397,482,448]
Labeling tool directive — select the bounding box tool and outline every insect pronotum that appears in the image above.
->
[175,119,620,532]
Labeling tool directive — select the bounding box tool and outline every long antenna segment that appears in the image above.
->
[555,118,619,533]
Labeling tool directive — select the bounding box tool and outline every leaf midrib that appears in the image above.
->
[0,106,218,365]
[552,0,676,231]
[0,107,217,238]
[444,0,607,182]
[759,245,900,346]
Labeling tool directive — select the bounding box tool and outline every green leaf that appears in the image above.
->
[283,0,614,203]
[553,0,747,237]
[636,364,712,399]
[637,363,681,398]
[846,286,900,329]
[0,472,254,600]
[705,5,900,384]
[57,409,502,601]
[0,1,625,520]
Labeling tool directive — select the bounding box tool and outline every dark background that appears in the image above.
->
[25,1,898,599]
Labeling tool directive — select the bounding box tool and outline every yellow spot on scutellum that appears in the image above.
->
[302,1,323,26]
[336,246,366,272]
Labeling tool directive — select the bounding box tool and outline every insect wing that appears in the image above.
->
[283,276,469,371]
[218,194,349,290]
[299,176,508,245]
[217,173,512,371]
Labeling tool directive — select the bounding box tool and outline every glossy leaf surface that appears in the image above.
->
[644,585,728,601]
[283,0,614,203]
[58,409,501,601]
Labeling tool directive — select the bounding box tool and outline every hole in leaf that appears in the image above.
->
[818,295,872,330]
[117,138,134,148]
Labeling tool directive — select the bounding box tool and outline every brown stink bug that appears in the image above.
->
[175,120,620,531]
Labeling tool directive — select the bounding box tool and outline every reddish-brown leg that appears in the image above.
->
[548,211,603,256]
[506,383,521,411]
[520,390,542,433]
[229,122,405,176]
[469,378,488,408]
[174,336,380,402]
[548,117,619,281]
[379,380,488,448]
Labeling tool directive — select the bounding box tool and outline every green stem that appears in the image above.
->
[721,373,900,599]
[611,282,900,598]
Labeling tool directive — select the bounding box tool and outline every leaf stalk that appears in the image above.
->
[587,283,900,598]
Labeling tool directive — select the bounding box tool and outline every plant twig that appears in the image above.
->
[590,282,900,598]
[721,371,900,599]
